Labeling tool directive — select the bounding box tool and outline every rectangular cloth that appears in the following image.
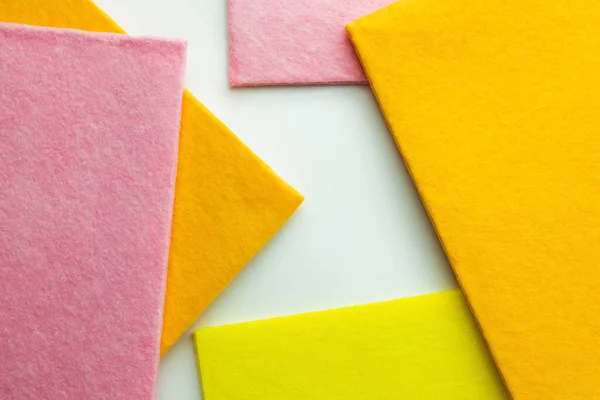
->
[228,0,395,86]
[0,0,304,356]
[348,1,600,398]
[194,290,508,400]
[0,23,186,399]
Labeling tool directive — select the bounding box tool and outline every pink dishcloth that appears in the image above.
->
[228,0,395,86]
[0,23,186,399]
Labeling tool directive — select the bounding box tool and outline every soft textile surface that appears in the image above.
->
[194,290,508,400]
[0,23,186,399]
[228,0,395,86]
[0,0,304,355]
[348,1,600,398]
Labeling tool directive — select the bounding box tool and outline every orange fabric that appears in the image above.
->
[348,0,600,398]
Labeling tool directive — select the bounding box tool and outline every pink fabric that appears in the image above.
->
[228,0,395,86]
[0,23,186,399]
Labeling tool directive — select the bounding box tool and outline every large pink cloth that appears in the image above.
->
[0,23,186,399]
[228,0,395,86]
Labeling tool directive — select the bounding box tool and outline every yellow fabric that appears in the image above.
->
[347,1,600,398]
[0,0,303,356]
[194,290,508,400]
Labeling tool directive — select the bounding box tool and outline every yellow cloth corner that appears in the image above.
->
[194,290,508,400]
[348,1,600,398]
[0,0,303,356]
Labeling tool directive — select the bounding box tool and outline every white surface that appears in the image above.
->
[92,0,457,398]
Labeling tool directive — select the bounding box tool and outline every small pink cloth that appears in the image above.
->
[228,0,395,86]
[0,23,186,399]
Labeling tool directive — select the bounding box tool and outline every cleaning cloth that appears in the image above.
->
[0,22,186,399]
[348,1,600,398]
[194,290,508,400]
[228,0,395,86]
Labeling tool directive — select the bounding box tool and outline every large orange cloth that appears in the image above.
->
[348,0,600,398]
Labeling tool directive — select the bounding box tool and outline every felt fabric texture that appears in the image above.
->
[0,0,304,356]
[228,0,395,86]
[0,23,186,399]
[194,290,508,400]
[348,1,600,398]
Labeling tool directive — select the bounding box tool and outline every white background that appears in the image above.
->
[92,0,457,398]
